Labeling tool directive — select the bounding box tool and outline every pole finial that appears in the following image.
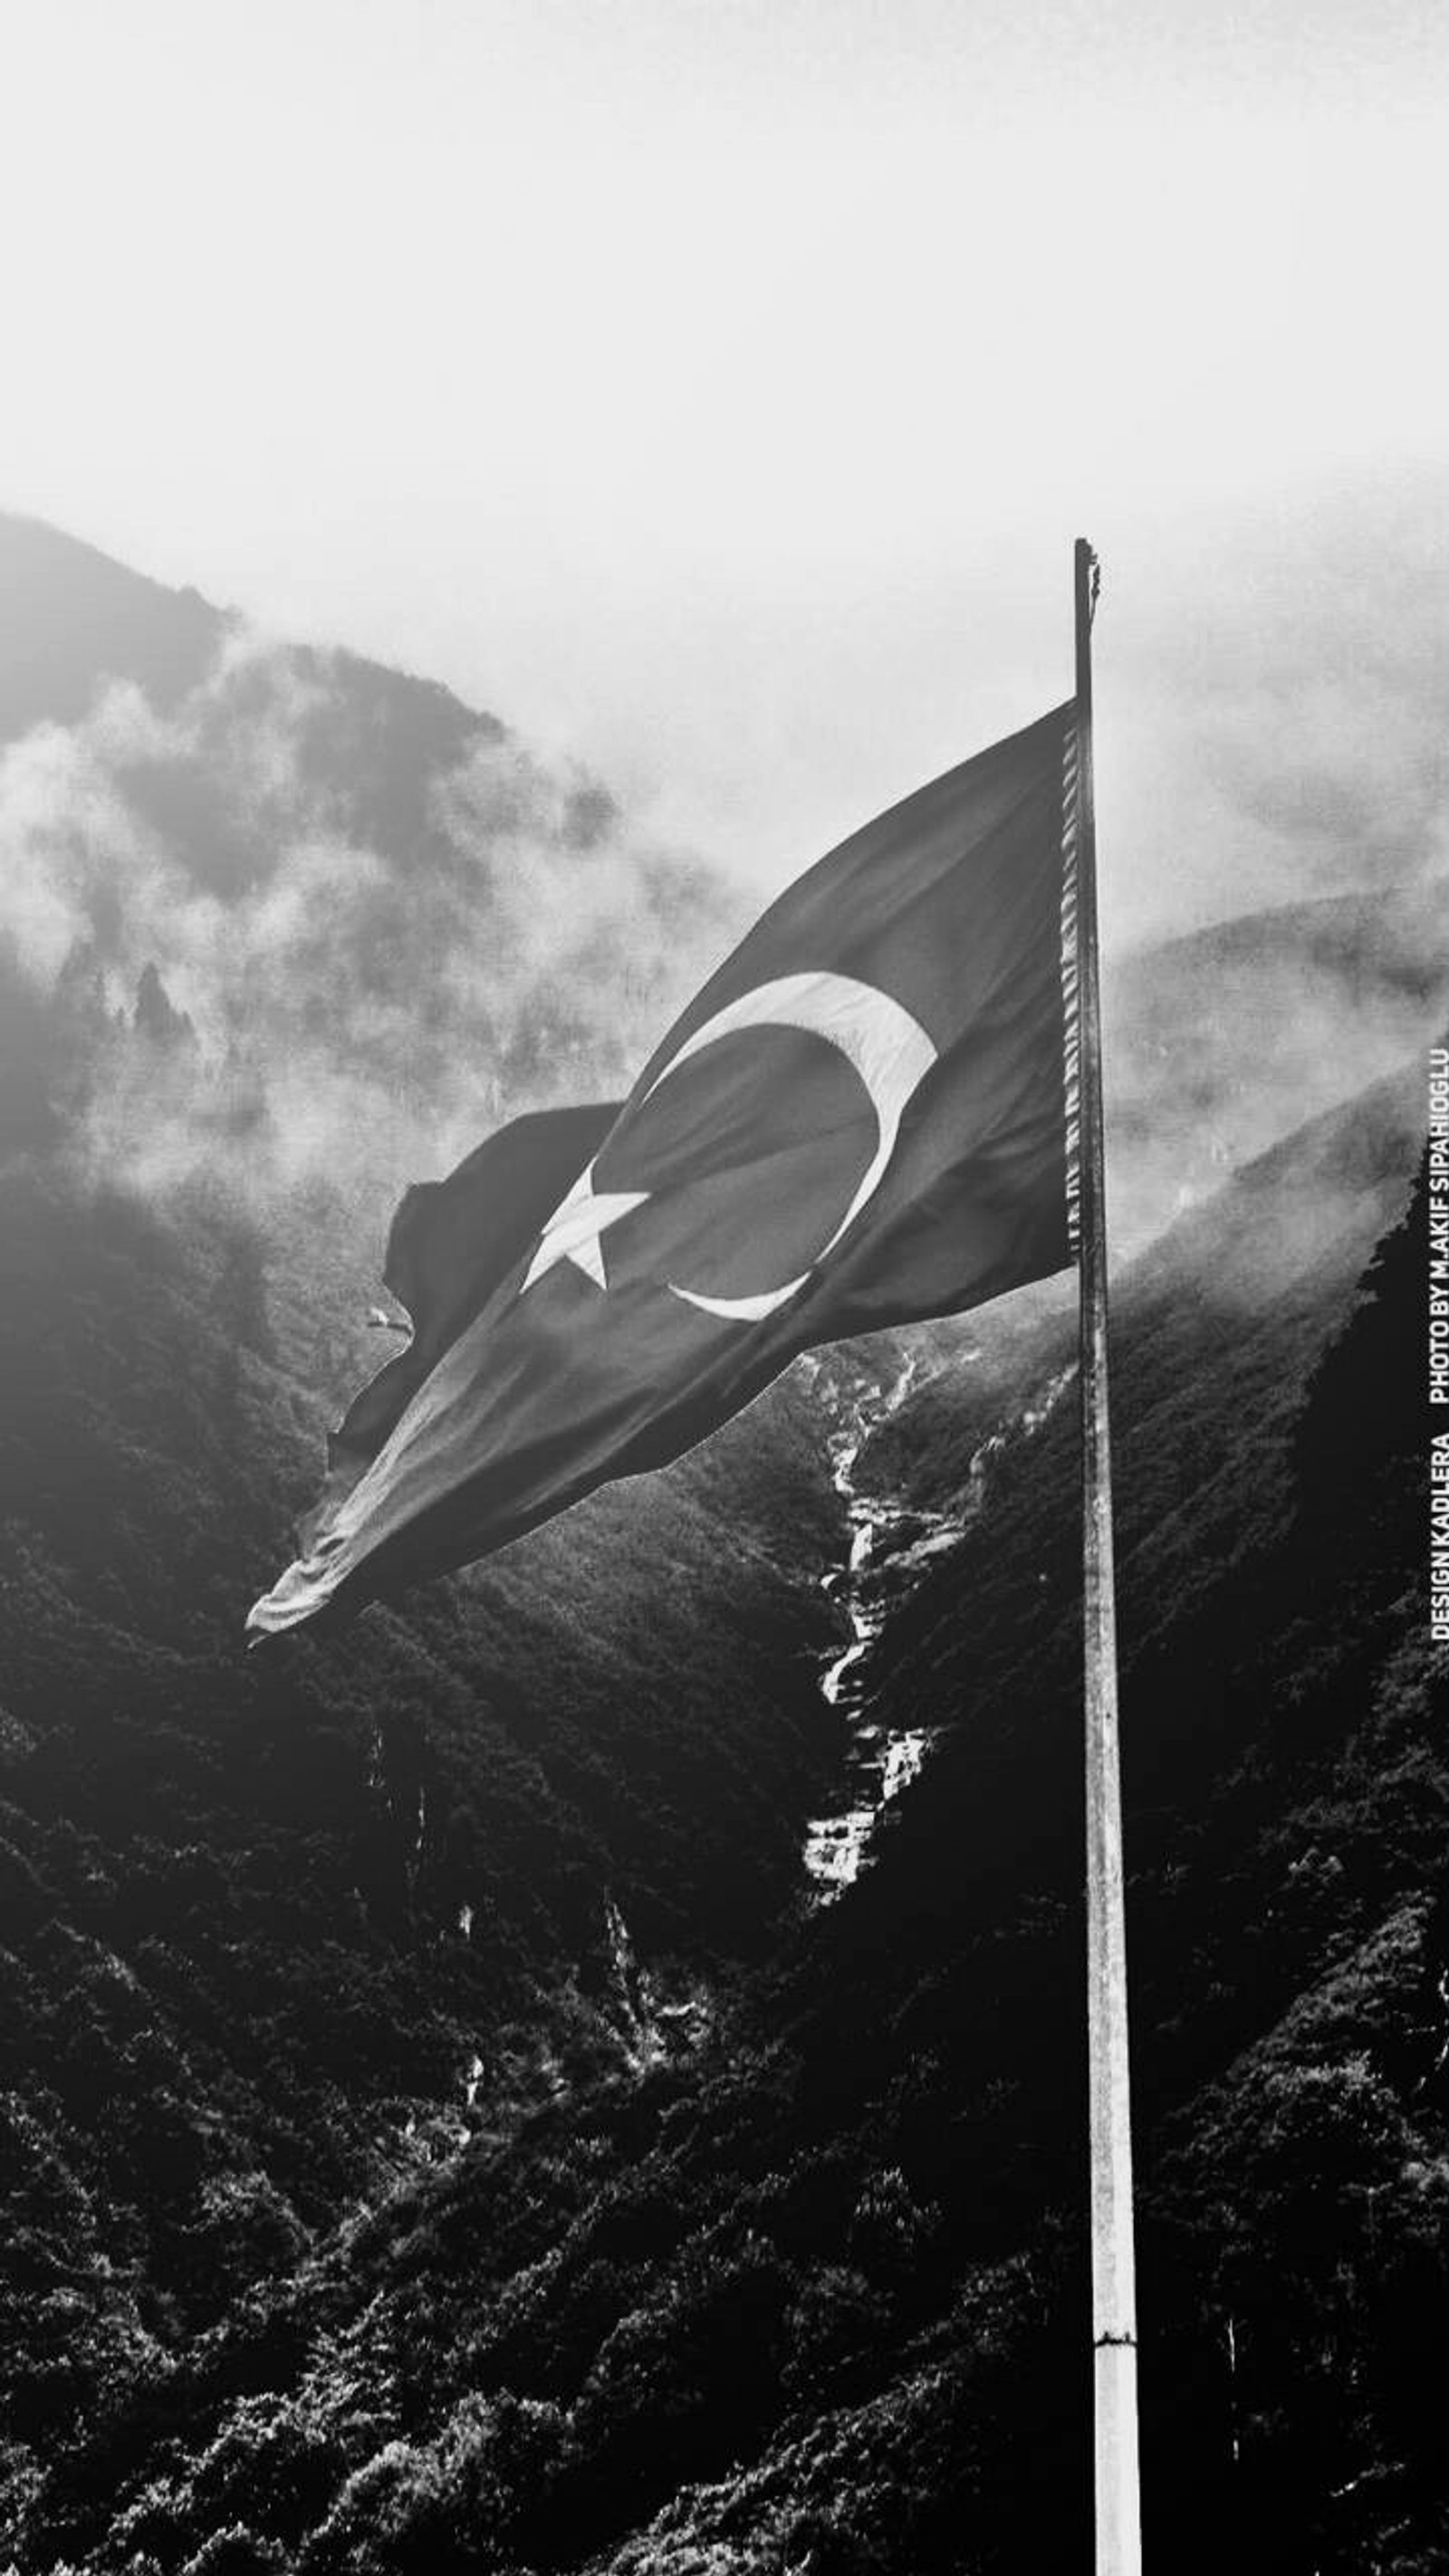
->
[1075,537,1102,629]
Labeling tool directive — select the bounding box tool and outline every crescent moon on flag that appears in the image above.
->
[647,970,939,1321]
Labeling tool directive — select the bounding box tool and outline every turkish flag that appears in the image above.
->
[248,702,1076,1636]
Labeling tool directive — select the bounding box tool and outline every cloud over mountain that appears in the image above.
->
[0,530,739,1214]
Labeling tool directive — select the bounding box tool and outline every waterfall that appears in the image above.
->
[803,1351,962,1902]
[802,1346,1075,1903]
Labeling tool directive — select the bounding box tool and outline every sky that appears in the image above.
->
[2,0,1446,945]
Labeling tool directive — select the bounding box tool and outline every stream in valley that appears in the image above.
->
[801,1348,1077,1903]
[802,1354,964,1902]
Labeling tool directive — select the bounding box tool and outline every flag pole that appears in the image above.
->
[1072,535,1142,2576]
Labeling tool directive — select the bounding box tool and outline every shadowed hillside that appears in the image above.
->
[3,524,1447,2573]
[5,1058,1441,2574]
[0,1152,859,2561]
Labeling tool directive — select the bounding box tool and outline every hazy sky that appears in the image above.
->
[4,0,1446,942]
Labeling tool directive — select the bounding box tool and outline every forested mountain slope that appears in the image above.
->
[1104,881,1449,1247]
[0,1154,855,2562]
[3,521,1446,2573]
[5,1057,1437,2575]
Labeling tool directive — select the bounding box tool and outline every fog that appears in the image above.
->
[3,1,1444,946]
[0,624,740,1215]
[2,2,1444,1284]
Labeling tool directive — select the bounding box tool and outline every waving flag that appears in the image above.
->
[248,700,1079,1636]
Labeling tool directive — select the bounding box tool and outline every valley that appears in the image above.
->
[1,515,1446,2573]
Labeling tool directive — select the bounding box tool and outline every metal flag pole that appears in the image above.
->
[1071,536,1143,2575]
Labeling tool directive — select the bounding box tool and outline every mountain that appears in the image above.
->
[0,516,224,743]
[0,513,499,812]
[1104,880,1449,1251]
[0,517,737,1258]
[0,1149,860,2561]
[2,524,1446,2571]
[6,1059,1432,2576]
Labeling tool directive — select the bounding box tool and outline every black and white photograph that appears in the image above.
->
[1,5,1445,2569]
